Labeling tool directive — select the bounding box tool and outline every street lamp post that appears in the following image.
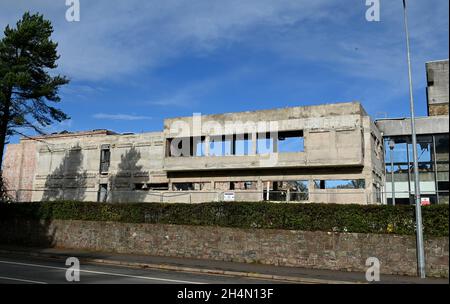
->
[401,0,426,278]
[389,140,396,206]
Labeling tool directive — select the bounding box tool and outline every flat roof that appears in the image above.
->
[425,59,449,64]
[22,129,117,140]
[164,101,366,122]
[375,116,449,136]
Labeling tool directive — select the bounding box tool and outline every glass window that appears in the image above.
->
[408,136,432,164]
[384,137,409,164]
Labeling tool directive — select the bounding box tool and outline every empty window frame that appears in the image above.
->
[313,179,366,189]
[209,135,234,156]
[148,183,169,191]
[409,136,433,172]
[256,132,275,154]
[277,130,304,153]
[133,183,148,191]
[167,137,196,157]
[438,181,449,198]
[214,182,230,190]
[192,182,211,191]
[229,181,253,190]
[263,180,308,201]
[234,134,252,156]
[98,184,108,202]
[194,137,206,157]
[99,144,111,173]
[210,134,252,156]
[133,183,169,191]
[215,181,257,191]
[288,180,308,201]
[172,183,194,191]
[243,181,257,190]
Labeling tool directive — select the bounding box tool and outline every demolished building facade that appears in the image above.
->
[2,60,449,205]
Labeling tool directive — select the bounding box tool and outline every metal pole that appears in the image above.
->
[402,0,426,278]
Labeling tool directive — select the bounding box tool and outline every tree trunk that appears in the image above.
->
[0,117,9,171]
[0,91,11,171]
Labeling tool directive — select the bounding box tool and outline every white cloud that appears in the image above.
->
[0,0,447,113]
[0,0,333,81]
[92,113,152,121]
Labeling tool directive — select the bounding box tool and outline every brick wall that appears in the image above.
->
[0,219,448,278]
[2,144,22,191]
[2,141,37,201]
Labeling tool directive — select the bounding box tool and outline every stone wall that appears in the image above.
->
[0,219,448,278]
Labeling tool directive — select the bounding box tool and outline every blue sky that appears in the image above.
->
[1,0,448,144]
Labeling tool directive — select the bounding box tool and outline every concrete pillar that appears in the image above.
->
[272,135,278,153]
[225,134,234,155]
[251,132,257,155]
[365,178,371,204]
[307,180,315,202]
[205,136,210,156]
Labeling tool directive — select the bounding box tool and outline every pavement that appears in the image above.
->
[0,245,448,284]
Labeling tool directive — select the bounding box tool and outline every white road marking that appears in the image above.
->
[0,260,204,284]
[0,276,47,284]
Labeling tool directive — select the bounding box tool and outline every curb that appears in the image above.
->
[0,249,364,284]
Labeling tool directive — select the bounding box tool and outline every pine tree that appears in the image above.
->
[0,12,69,175]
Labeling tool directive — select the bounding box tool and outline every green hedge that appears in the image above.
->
[0,201,448,237]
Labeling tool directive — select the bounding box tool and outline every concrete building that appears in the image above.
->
[2,59,448,205]
[2,101,385,204]
[426,59,449,116]
[374,59,450,205]
[375,116,449,205]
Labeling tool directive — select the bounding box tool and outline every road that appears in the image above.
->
[0,253,288,284]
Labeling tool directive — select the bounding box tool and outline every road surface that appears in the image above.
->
[0,253,288,284]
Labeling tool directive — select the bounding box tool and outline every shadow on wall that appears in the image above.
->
[42,145,87,201]
[109,147,147,203]
[0,173,12,203]
[0,219,57,247]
